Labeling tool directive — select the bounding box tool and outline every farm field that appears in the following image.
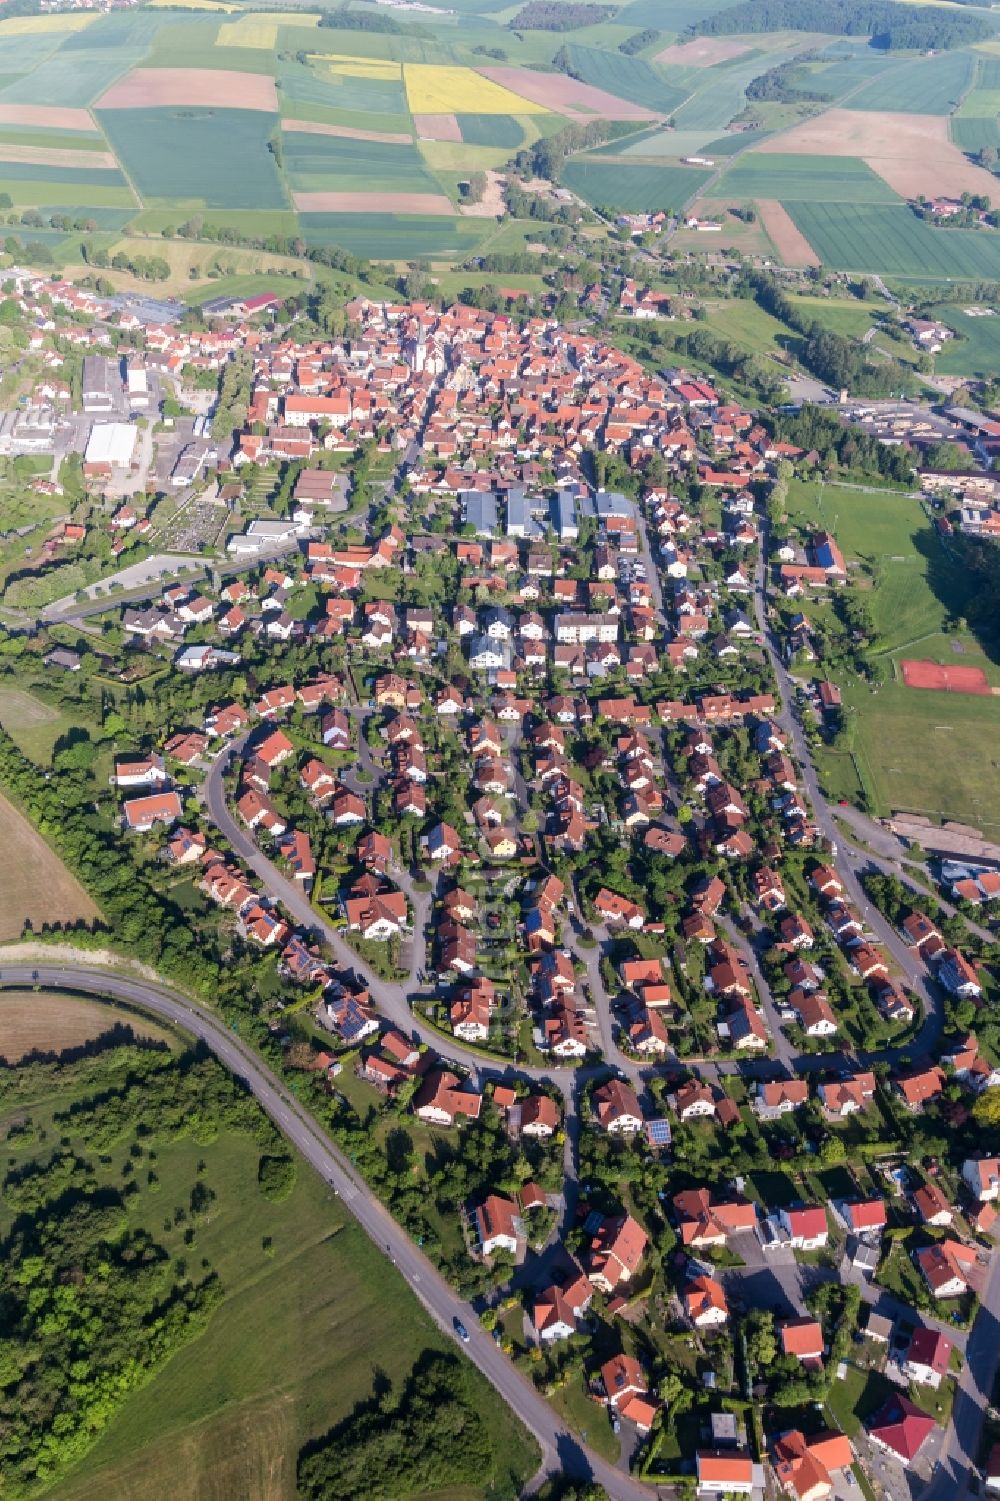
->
[562,158,710,211]
[6,1056,537,1501]
[97,107,288,209]
[299,211,489,258]
[715,153,899,204]
[842,50,974,114]
[0,990,171,1062]
[785,201,1000,279]
[0,787,100,941]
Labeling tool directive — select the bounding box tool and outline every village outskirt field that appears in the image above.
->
[0,0,1000,282]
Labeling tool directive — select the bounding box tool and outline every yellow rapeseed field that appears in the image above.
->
[0,12,94,32]
[404,63,547,115]
[309,52,401,81]
[218,12,320,47]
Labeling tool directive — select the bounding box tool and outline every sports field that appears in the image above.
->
[835,676,1000,830]
[901,659,993,694]
[785,202,1000,280]
[0,789,99,940]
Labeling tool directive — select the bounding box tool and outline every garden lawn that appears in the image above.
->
[548,1374,620,1464]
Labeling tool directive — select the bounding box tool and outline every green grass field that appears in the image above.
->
[98,107,288,209]
[562,157,710,210]
[3,1045,537,1501]
[456,112,525,148]
[843,49,975,114]
[929,304,1000,378]
[299,211,488,258]
[787,294,880,338]
[715,153,899,204]
[786,201,1000,279]
[700,296,795,355]
[831,675,1000,829]
[785,480,1000,825]
[952,115,1000,153]
[0,684,102,764]
[283,128,442,195]
[0,178,136,207]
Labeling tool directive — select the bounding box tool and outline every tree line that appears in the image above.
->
[693,0,990,49]
[741,270,912,397]
[298,1352,499,1500]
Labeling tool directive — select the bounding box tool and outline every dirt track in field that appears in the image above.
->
[282,118,412,144]
[757,199,821,266]
[97,67,279,112]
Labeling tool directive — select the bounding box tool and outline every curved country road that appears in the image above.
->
[0,961,657,1500]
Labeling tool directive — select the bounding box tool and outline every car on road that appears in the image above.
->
[454,1319,470,1343]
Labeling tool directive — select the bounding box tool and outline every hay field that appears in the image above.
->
[0,790,99,941]
[0,990,170,1061]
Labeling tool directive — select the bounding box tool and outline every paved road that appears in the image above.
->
[0,961,658,1500]
[751,541,944,1058]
